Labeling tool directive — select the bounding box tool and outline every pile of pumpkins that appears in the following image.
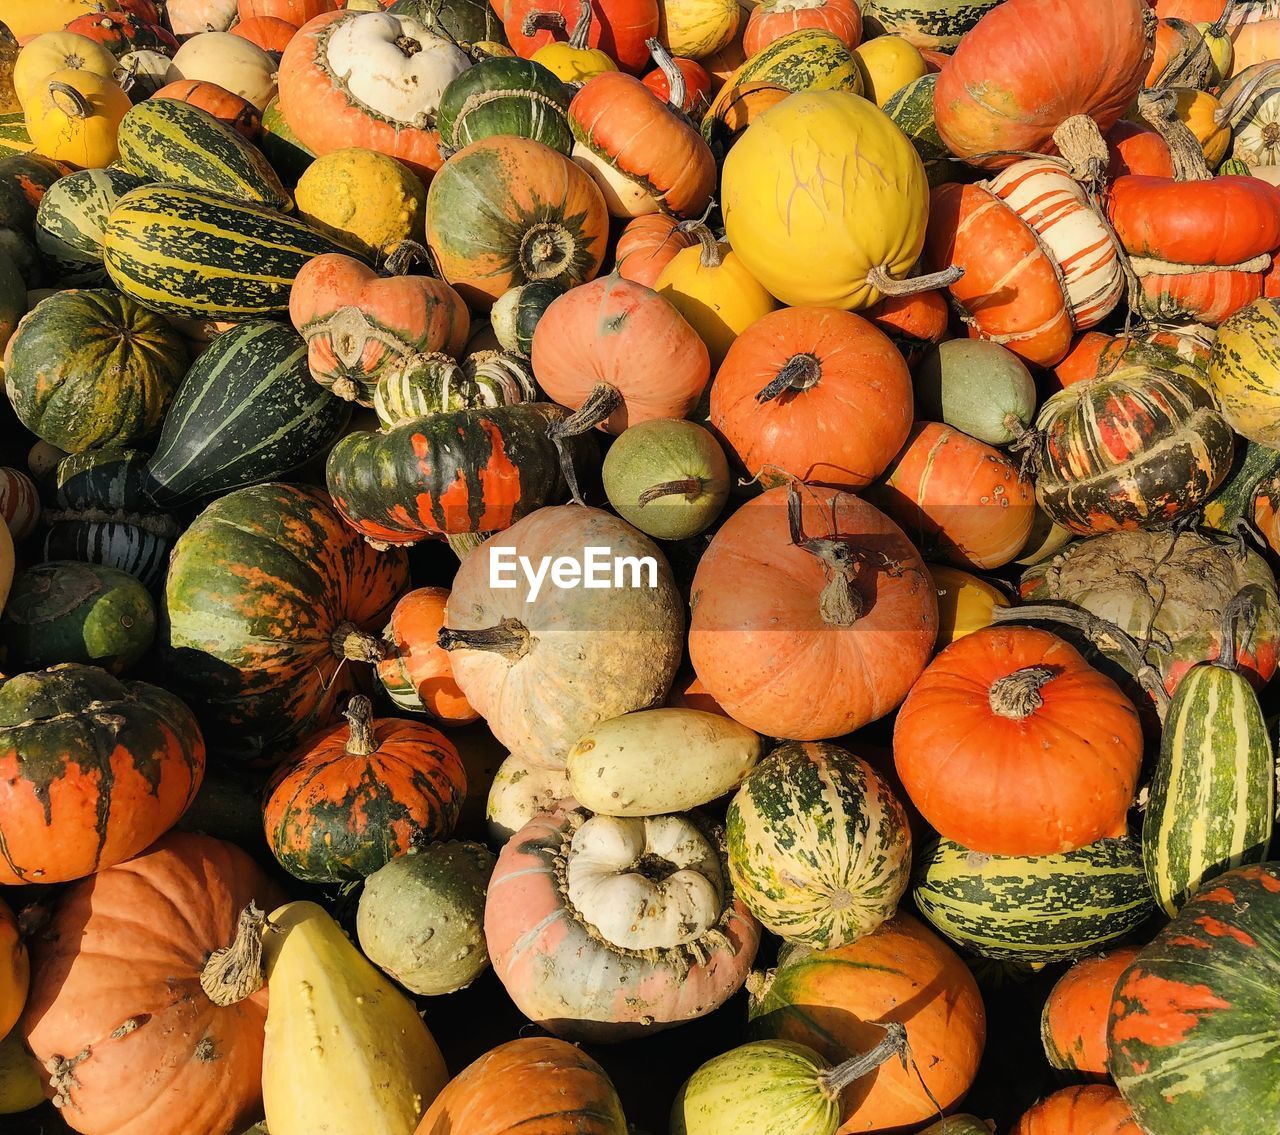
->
[2,0,1280,1133]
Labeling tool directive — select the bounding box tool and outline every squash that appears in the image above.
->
[1012,1087,1143,1135]
[727,741,912,949]
[260,95,314,183]
[861,0,1002,50]
[1171,86,1231,165]
[358,840,495,996]
[1209,296,1280,447]
[508,0,658,76]
[722,89,935,310]
[882,73,964,187]
[387,0,508,51]
[21,833,283,1135]
[118,49,176,98]
[372,349,533,426]
[1041,947,1142,1075]
[232,15,300,54]
[486,804,759,1040]
[566,706,762,816]
[689,482,937,739]
[641,52,712,113]
[927,564,1010,648]
[852,34,924,106]
[915,340,1037,447]
[531,14,620,83]
[416,1037,628,1135]
[0,514,11,615]
[615,211,696,286]
[0,896,26,1041]
[743,0,861,56]
[377,587,479,722]
[24,68,130,168]
[167,0,240,35]
[0,1,120,40]
[1222,62,1280,167]
[486,750,572,842]
[63,12,179,57]
[0,468,38,543]
[491,278,563,358]
[166,31,278,110]
[0,1033,41,1114]
[263,900,450,1135]
[240,0,339,21]
[12,32,119,109]
[442,505,684,769]
[1107,119,1175,177]
[437,56,572,154]
[658,0,739,58]
[34,167,144,285]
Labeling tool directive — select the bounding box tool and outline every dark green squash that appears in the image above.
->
[883,74,966,187]
[437,58,572,155]
[34,167,147,286]
[490,278,565,357]
[388,0,507,50]
[260,96,315,187]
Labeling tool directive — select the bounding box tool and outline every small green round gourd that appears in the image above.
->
[491,279,564,358]
[602,420,730,541]
[356,840,496,996]
[437,58,572,155]
[914,340,1037,446]
[0,560,156,674]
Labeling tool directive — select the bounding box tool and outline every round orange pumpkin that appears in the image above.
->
[1012,1086,1145,1135]
[1041,947,1142,1076]
[743,0,861,55]
[238,0,337,20]
[231,15,299,52]
[893,625,1144,856]
[614,212,697,287]
[0,895,27,1041]
[376,587,479,724]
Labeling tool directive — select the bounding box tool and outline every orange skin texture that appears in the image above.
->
[871,421,1036,571]
[1042,948,1142,1075]
[503,0,658,73]
[893,626,1143,857]
[21,833,285,1135]
[868,289,948,349]
[640,57,711,116]
[1105,120,1174,179]
[1147,17,1202,85]
[743,0,862,56]
[151,80,262,139]
[0,896,28,1040]
[1050,331,1120,392]
[1153,0,1226,18]
[688,483,938,739]
[231,15,299,52]
[239,0,337,20]
[1136,266,1266,326]
[377,587,480,724]
[933,0,1153,169]
[710,306,914,489]
[531,272,709,433]
[1012,1087,1145,1135]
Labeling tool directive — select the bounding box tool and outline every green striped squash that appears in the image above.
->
[103,185,351,320]
[118,99,292,211]
[883,75,965,188]
[0,111,32,156]
[726,741,912,949]
[862,0,1006,50]
[913,837,1155,965]
[373,349,535,428]
[145,322,351,508]
[1142,658,1273,917]
[1202,439,1280,535]
[437,58,572,155]
[260,97,315,187]
[35,168,147,286]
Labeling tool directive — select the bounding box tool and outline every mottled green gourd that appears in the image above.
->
[437,58,572,155]
[882,74,965,186]
[356,841,496,996]
[260,97,315,187]
[914,340,1038,446]
[862,0,1005,50]
[34,168,146,286]
[0,561,156,675]
[388,0,508,50]
[490,278,564,357]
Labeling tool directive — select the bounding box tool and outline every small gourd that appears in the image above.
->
[374,349,535,427]
[24,69,130,169]
[486,750,571,844]
[491,279,564,358]
[914,340,1037,447]
[531,0,618,82]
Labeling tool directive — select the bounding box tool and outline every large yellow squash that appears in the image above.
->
[722,89,929,310]
[24,68,129,170]
[262,901,449,1135]
[14,32,118,110]
[1209,297,1280,447]
[926,563,1010,648]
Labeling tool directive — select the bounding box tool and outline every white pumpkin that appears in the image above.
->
[485,751,573,844]
[166,0,240,38]
[166,32,277,111]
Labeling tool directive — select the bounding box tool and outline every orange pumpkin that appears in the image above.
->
[22,832,285,1135]
[1041,948,1142,1076]
[0,895,27,1041]
[748,914,985,1133]
[231,15,299,52]
[709,306,913,490]
[640,54,711,115]
[867,288,949,367]
[894,625,1143,856]
[871,421,1036,571]
[151,79,263,139]
[743,0,861,54]
[688,482,938,739]
[1146,16,1203,86]
[1012,1086,1145,1135]
[376,587,479,724]
[503,0,659,73]
[614,212,697,286]
[1053,331,1123,391]
[1106,120,1174,179]
[238,0,337,22]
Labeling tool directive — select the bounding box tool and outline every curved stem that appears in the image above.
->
[866,263,962,297]
[521,8,568,36]
[1209,0,1239,36]
[1052,115,1109,185]
[817,1022,908,1100]
[787,481,863,627]
[645,36,686,112]
[637,477,703,506]
[757,353,821,403]
[384,239,434,277]
[548,383,622,505]
[438,618,532,660]
[199,904,266,1008]
[331,621,386,663]
[48,81,90,120]
[343,695,378,757]
[1138,89,1212,182]
[684,221,723,268]
[988,665,1056,719]
[568,0,593,49]
[1216,590,1256,672]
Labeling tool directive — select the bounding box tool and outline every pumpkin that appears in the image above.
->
[657,0,738,57]
[915,340,1037,447]
[641,52,711,114]
[151,79,262,138]
[426,134,609,308]
[722,90,937,310]
[530,8,620,83]
[1012,1087,1143,1135]
[852,34,924,106]
[232,16,300,53]
[0,1,121,40]
[239,0,339,20]
[0,466,38,542]
[417,1037,628,1135]
[709,306,913,490]
[21,832,284,1135]
[927,564,1010,648]
[486,749,571,843]
[1107,119,1175,178]
[372,347,534,425]
[23,69,130,168]
[614,210,696,286]
[506,0,659,75]
[1222,62,1280,168]
[63,12,178,57]
[377,587,479,722]
[166,31,278,110]
[275,10,469,181]
[1208,296,1280,447]
[357,840,494,997]
[748,914,985,1132]
[894,625,1143,856]
[689,483,937,740]
[162,482,410,763]
[12,32,119,109]
[1171,86,1231,165]
[867,286,948,367]
[933,0,1153,170]
[262,900,450,1135]
[0,897,26,1041]
[1041,948,1142,1075]
[436,56,573,154]
[288,251,470,404]
[486,804,759,1040]
[387,0,509,51]
[743,0,861,55]
[5,288,187,453]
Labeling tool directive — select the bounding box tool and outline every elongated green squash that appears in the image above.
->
[0,111,32,156]
[35,168,147,286]
[103,185,350,320]
[1142,656,1274,917]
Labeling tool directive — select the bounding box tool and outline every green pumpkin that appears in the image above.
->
[260,97,315,187]
[0,561,156,675]
[34,168,148,286]
[5,289,189,453]
[437,58,572,155]
[863,0,1005,50]
[388,0,507,49]
[914,340,1037,445]
[356,840,496,996]
[603,420,730,540]
[883,75,966,187]
[0,152,63,285]
[491,278,564,357]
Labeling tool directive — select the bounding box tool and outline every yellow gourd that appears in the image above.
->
[926,563,1010,648]
[658,0,741,59]
[722,89,930,310]
[262,901,449,1135]
[655,226,778,368]
[531,0,619,82]
[14,32,119,110]
[295,148,427,262]
[25,69,129,170]
[0,0,117,40]
[1196,19,1232,84]
[853,34,927,107]
[0,1033,42,1115]
[1170,86,1231,167]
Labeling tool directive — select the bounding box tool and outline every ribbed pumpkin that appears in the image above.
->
[614,211,696,286]
[894,626,1143,857]
[162,482,410,764]
[1012,1087,1143,1135]
[21,832,284,1135]
[688,483,937,740]
[436,57,573,154]
[709,306,912,490]
[744,0,861,55]
[0,896,27,1041]
[263,695,466,882]
[377,587,478,723]
[1041,948,1141,1076]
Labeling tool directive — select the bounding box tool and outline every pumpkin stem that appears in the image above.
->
[637,477,703,506]
[343,695,378,756]
[331,621,387,663]
[1216,591,1256,672]
[394,33,424,57]
[988,665,1056,718]
[568,0,594,49]
[865,263,962,298]
[548,383,623,505]
[645,36,687,112]
[384,239,435,277]
[438,618,532,660]
[1052,115,1110,185]
[787,481,864,627]
[522,8,568,37]
[199,903,267,1008]
[47,81,90,120]
[1137,89,1212,181]
[817,1021,909,1099]
[1209,0,1238,36]
[757,353,821,402]
[682,222,723,269]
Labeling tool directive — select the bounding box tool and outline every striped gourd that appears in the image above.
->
[260,97,315,187]
[145,322,351,508]
[882,75,964,188]
[103,185,351,320]
[117,99,292,211]
[0,111,32,155]
[862,0,1005,49]
[987,159,1125,329]
[1142,654,1273,917]
[373,350,535,428]
[35,168,147,286]
[726,741,912,949]
[1209,297,1280,448]
[913,837,1155,965]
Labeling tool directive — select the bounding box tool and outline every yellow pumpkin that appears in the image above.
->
[1171,86,1231,167]
[1208,297,1280,447]
[722,89,928,309]
[295,148,427,262]
[0,895,27,1041]
[0,1033,42,1115]
[659,0,741,59]
[13,32,118,110]
[853,33,926,107]
[655,226,778,367]
[926,563,1010,648]
[532,40,618,82]
[24,68,129,169]
[262,901,449,1135]
[0,0,117,40]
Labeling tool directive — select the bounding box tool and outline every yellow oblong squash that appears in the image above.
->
[925,563,1010,648]
[262,901,449,1135]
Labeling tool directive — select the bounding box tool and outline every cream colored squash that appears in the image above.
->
[166,32,278,111]
[486,750,573,844]
[14,32,118,110]
[659,0,741,59]
[571,141,658,217]
[166,0,240,37]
